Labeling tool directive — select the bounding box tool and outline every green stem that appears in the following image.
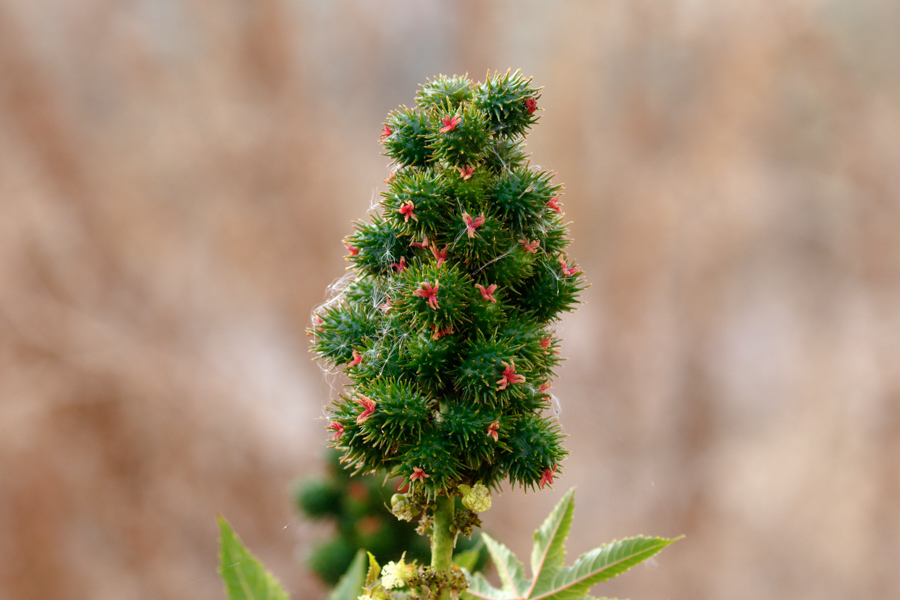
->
[431,494,456,572]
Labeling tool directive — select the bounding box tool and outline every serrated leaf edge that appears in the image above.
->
[217,516,290,600]
[528,488,576,596]
[529,536,681,600]
[365,551,381,587]
[329,549,368,600]
[481,533,529,596]
[462,571,515,600]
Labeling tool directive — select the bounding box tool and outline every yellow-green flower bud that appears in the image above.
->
[390,493,419,522]
[460,482,491,512]
[380,554,417,589]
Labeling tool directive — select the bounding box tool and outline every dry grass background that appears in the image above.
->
[1,1,899,599]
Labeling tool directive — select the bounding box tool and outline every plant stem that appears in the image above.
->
[431,494,455,572]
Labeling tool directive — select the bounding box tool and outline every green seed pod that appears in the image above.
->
[416,74,474,110]
[490,167,561,235]
[391,260,476,332]
[381,168,450,239]
[426,100,492,169]
[345,214,412,277]
[383,106,432,167]
[475,69,542,139]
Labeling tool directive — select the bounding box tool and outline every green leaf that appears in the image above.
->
[530,489,575,577]
[329,550,368,600]
[218,516,289,600]
[460,489,680,600]
[529,536,681,600]
[454,539,484,572]
[482,533,530,597]
[462,572,515,600]
[365,551,381,587]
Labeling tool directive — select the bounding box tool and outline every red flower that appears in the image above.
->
[344,241,359,258]
[315,315,324,332]
[410,236,430,249]
[379,296,392,312]
[430,244,448,265]
[547,196,562,214]
[431,325,454,340]
[398,200,417,223]
[540,335,552,349]
[355,394,376,424]
[475,283,498,303]
[496,360,526,390]
[462,212,485,238]
[409,467,430,482]
[525,97,538,115]
[539,382,552,394]
[381,124,393,140]
[439,114,462,133]
[519,238,540,253]
[327,421,343,442]
[391,256,407,273]
[347,349,363,368]
[487,420,500,442]
[560,258,580,277]
[385,169,398,183]
[413,281,440,310]
[458,164,475,180]
[539,465,557,489]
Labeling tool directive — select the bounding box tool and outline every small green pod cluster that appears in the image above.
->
[311,71,585,500]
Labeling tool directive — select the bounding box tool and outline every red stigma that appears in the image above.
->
[519,239,540,253]
[539,465,557,489]
[409,467,430,482]
[430,244,448,265]
[355,394,376,424]
[398,201,417,223]
[391,256,407,273]
[475,283,498,303]
[413,281,440,310]
[463,212,485,238]
[487,420,500,442]
[431,325,454,340]
[439,114,462,133]
[327,421,344,442]
[496,360,526,391]
[560,258,580,277]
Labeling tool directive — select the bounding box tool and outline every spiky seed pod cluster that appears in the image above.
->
[312,70,585,502]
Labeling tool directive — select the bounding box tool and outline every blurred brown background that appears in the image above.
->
[2,1,899,599]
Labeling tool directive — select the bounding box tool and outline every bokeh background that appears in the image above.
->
[2,1,899,599]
